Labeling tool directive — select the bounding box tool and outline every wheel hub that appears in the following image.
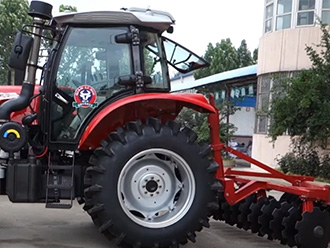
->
[313,226,324,238]
[137,172,165,199]
[118,148,195,228]
[146,180,158,193]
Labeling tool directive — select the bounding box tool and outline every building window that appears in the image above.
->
[322,0,330,24]
[276,0,293,30]
[256,75,271,133]
[297,0,315,25]
[265,1,274,32]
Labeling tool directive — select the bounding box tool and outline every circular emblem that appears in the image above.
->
[73,85,98,108]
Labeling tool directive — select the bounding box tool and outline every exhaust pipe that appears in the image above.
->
[0,1,52,121]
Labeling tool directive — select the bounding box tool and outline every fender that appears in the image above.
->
[79,92,216,149]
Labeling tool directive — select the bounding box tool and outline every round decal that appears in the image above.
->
[73,85,98,108]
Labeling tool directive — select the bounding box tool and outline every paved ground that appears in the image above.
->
[0,195,288,248]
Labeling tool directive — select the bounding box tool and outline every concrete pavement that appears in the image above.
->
[0,195,287,248]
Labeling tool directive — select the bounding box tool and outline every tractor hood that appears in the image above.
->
[0,85,40,123]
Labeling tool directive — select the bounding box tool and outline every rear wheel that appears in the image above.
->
[84,118,220,247]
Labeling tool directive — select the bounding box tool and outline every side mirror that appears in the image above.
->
[9,32,34,71]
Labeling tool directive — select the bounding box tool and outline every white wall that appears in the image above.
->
[170,74,194,92]
[258,26,321,75]
[251,134,291,169]
[229,107,255,136]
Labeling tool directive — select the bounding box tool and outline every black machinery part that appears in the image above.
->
[0,122,27,153]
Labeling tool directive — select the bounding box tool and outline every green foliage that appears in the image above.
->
[271,24,330,178]
[253,48,258,63]
[0,0,31,84]
[176,100,237,144]
[277,142,330,179]
[59,4,77,12]
[237,39,254,67]
[143,49,155,75]
[194,39,256,80]
[269,24,330,148]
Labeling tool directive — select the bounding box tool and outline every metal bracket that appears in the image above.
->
[135,71,144,88]
[130,26,140,46]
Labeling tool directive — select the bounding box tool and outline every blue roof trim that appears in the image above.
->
[171,64,257,92]
[233,96,256,107]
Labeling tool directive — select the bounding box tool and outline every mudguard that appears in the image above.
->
[79,93,216,149]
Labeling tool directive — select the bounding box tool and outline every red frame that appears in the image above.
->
[207,95,330,213]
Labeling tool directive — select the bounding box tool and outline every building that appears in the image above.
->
[171,65,257,147]
[253,0,326,167]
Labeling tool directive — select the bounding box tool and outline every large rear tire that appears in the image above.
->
[84,118,220,247]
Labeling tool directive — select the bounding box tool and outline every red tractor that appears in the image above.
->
[1,1,330,247]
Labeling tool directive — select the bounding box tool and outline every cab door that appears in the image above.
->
[50,26,132,142]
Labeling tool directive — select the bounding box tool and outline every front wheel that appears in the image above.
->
[84,118,220,247]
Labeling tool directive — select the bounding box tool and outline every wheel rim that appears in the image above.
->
[117,148,196,228]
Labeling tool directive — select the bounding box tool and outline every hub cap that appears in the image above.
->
[117,148,196,228]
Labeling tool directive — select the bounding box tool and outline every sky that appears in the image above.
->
[36,0,264,56]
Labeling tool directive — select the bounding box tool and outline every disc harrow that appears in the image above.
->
[237,194,256,230]
[258,197,280,240]
[295,207,330,248]
[248,197,267,234]
[207,95,330,248]
[270,201,292,243]
[282,205,301,247]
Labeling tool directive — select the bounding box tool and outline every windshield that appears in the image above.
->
[56,27,132,99]
[163,37,209,74]
[142,32,170,90]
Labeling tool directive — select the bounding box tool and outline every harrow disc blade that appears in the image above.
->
[229,202,241,227]
[258,198,281,240]
[221,201,234,225]
[248,197,267,234]
[280,193,300,205]
[212,192,226,221]
[270,201,291,243]
[282,205,301,247]
[295,207,330,248]
[238,194,256,230]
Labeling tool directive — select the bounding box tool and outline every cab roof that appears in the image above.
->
[53,7,175,33]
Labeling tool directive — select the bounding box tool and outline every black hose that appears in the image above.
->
[0,82,34,121]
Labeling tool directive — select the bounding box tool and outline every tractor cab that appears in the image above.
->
[3,3,208,148]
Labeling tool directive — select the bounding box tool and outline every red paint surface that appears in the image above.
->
[0,85,40,124]
[79,93,215,149]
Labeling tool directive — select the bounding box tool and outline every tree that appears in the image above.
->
[194,39,256,80]
[253,48,258,63]
[59,4,77,12]
[195,39,238,80]
[176,100,237,145]
[237,39,253,67]
[0,0,31,84]
[269,24,330,149]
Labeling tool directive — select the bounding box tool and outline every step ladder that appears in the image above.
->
[45,152,75,209]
